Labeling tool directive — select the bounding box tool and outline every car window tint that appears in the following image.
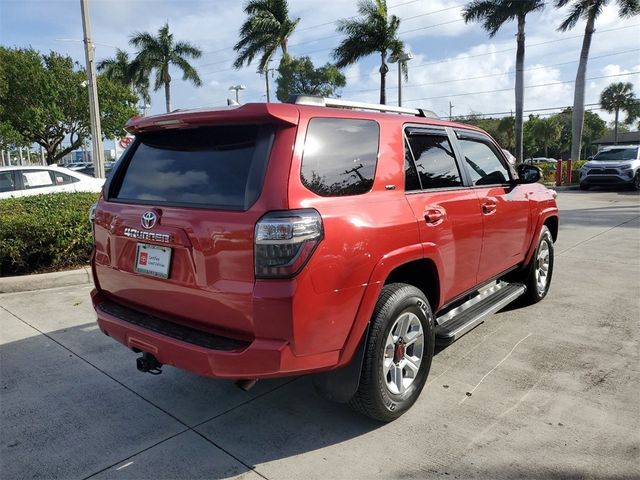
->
[114,125,273,210]
[406,134,462,189]
[458,139,510,186]
[0,171,16,192]
[404,140,421,192]
[21,170,55,189]
[301,118,379,197]
[54,172,78,185]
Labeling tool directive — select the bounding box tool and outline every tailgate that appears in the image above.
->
[93,122,291,338]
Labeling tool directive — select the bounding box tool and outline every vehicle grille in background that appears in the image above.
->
[588,168,619,175]
[97,300,250,351]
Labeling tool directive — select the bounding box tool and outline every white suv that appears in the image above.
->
[0,165,104,199]
[579,145,640,191]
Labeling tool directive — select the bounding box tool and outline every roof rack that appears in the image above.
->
[286,95,439,119]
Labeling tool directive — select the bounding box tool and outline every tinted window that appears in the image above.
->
[406,134,462,189]
[114,125,273,210]
[301,118,379,197]
[53,172,78,185]
[0,171,16,192]
[404,141,421,191]
[458,138,510,186]
[21,170,55,189]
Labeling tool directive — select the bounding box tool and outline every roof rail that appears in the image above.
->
[286,95,439,119]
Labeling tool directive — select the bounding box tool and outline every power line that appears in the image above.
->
[453,102,601,119]
[196,1,461,58]
[344,49,640,94]
[402,71,640,103]
[197,5,465,69]
[342,23,640,80]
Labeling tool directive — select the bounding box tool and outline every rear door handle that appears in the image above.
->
[424,208,445,225]
[482,202,497,215]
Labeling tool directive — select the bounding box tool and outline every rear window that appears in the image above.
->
[300,118,379,197]
[112,125,274,210]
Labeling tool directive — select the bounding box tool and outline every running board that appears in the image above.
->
[435,282,526,345]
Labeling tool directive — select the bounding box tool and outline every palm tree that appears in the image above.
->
[555,0,639,159]
[333,0,405,105]
[600,82,637,144]
[532,117,561,157]
[130,23,202,113]
[233,0,300,75]
[463,0,545,164]
[97,49,151,115]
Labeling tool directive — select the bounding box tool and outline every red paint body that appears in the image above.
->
[91,102,558,379]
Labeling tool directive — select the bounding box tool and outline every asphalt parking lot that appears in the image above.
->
[1,188,639,480]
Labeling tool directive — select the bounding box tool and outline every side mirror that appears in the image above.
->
[516,164,542,184]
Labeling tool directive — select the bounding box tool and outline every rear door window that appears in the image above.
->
[20,170,55,189]
[405,132,462,189]
[112,125,274,210]
[300,118,379,197]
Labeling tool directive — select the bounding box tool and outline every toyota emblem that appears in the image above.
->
[141,211,157,230]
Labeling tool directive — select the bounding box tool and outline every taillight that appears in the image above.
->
[254,209,323,278]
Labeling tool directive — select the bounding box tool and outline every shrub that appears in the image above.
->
[0,192,99,276]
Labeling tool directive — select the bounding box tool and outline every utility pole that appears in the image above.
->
[80,0,106,178]
[40,145,46,165]
[449,101,454,121]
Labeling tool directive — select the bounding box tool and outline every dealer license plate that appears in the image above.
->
[134,243,172,279]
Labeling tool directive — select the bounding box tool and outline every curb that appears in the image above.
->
[0,267,92,294]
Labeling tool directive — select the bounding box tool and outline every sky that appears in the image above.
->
[1,0,639,126]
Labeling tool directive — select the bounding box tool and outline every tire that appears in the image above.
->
[520,225,554,305]
[349,283,435,422]
[633,173,640,191]
[579,183,590,190]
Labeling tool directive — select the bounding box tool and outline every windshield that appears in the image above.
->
[592,147,638,161]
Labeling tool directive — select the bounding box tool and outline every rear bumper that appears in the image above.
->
[92,289,340,379]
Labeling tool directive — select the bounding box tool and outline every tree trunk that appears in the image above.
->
[570,12,596,161]
[614,108,619,144]
[514,16,525,163]
[165,80,171,112]
[544,143,548,157]
[379,51,388,105]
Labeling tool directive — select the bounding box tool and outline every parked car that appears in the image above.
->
[90,97,558,422]
[579,145,640,190]
[525,157,556,165]
[0,165,104,199]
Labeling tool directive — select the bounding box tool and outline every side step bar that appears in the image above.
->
[435,282,526,345]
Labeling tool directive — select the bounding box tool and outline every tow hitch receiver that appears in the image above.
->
[136,352,163,375]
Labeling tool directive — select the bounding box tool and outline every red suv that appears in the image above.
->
[91,96,558,422]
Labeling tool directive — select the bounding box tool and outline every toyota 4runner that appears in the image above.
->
[90,96,558,422]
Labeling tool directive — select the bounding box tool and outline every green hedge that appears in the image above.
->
[0,192,99,276]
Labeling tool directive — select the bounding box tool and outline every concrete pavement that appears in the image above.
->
[1,188,639,479]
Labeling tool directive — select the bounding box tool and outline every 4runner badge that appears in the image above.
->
[141,211,157,229]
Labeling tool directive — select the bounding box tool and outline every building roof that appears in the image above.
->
[593,131,640,145]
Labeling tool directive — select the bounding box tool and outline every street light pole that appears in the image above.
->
[387,52,413,107]
[80,0,105,179]
[229,84,246,103]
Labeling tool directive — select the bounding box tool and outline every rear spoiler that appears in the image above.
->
[124,103,299,134]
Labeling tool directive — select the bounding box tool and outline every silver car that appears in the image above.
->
[579,145,640,191]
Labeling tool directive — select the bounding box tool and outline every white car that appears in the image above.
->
[0,165,104,199]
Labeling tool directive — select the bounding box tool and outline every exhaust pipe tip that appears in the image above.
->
[235,379,257,392]
[136,352,163,375]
